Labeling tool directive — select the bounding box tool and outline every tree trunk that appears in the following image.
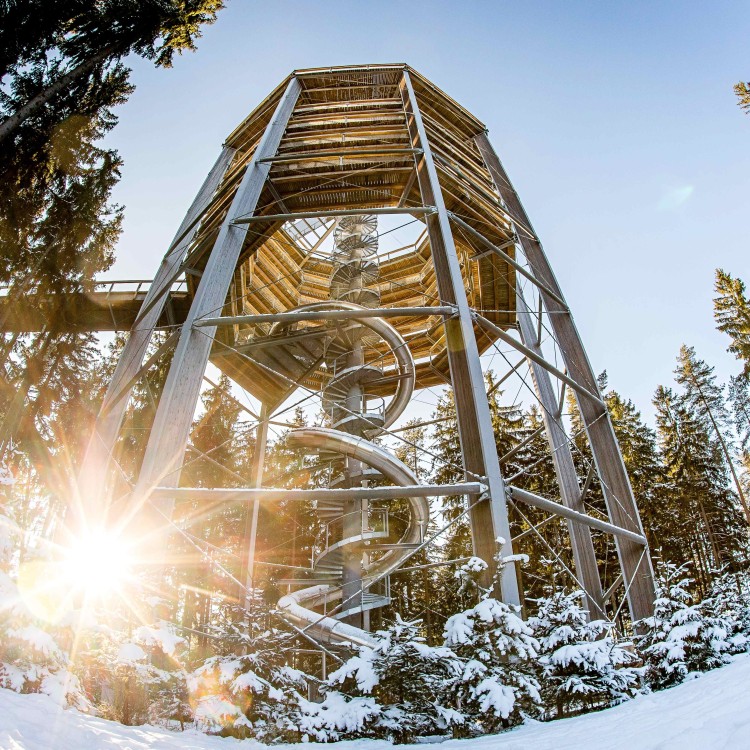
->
[0,46,116,144]
[691,376,750,525]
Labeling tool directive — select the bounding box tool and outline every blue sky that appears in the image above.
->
[103,0,750,423]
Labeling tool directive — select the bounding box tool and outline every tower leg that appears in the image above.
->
[400,71,520,603]
[77,146,235,527]
[516,287,605,617]
[129,77,301,531]
[476,134,655,621]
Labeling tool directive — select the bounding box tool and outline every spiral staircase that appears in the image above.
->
[274,215,430,648]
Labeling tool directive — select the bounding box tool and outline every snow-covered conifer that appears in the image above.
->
[188,600,306,740]
[529,589,639,717]
[0,504,89,710]
[709,569,750,653]
[442,547,541,735]
[296,691,381,742]
[636,563,732,690]
[328,614,461,743]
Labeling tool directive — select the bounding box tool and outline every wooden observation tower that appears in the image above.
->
[3,64,656,646]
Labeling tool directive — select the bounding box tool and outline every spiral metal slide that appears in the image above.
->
[276,215,430,649]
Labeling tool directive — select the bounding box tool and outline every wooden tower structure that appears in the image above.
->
[12,64,655,645]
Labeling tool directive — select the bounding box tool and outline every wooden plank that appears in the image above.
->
[233,206,435,225]
[400,70,520,604]
[475,132,655,621]
[516,289,605,617]
[131,77,303,526]
[449,213,567,307]
[76,146,235,527]
[195,306,455,328]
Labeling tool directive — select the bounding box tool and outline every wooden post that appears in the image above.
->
[400,71,520,604]
[130,77,302,529]
[241,405,269,610]
[77,146,235,527]
[475,133,655,621]
[516,288,605,617]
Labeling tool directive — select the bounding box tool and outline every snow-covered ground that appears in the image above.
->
[1,654,749,750]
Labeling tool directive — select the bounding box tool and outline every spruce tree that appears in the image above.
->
[389,419,439,640]
[736,82,750,113]
[0,498,89,710]
[329,614,461,743]
[0,0,223,142]
[709,570,750,654]
[675,345,749,524]
[636,563,732,690]
[728,375,750,454]
[605,387,670,556]
[189,598,306,740]
[442,551,541,735]
[508,404,569,604]
[653,386,746,591]
[429,390,474,623]
[529,589,639,718]
[714,269,750,375]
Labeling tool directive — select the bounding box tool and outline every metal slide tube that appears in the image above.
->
[277,427,431,647]
[270,302,416,428]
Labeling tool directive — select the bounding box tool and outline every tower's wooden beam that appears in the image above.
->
[475,133,655,621]
[399,70,521,604]
[129,76,302,527]
[473,313,605,409]
[76,146,236,527]
[515,288,605,617]
[508,486,647,546]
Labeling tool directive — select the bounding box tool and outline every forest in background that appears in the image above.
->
[1,1,750,742]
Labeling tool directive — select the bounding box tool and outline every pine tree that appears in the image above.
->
[529,589,639,718]
[653,386,746,591]
[329,615,462,743]
[430,391,468,560]
[189,598,306,740]
[388,419,440,640]
[708,570,750,654]
[442,550,541,735]
[508,404,570,605]
[429,391,474,623]
[728,375,750,454]
[734,82,750,114]
[714,270,750,375]
[675,345,749,524]
[0,499,89,710]
[566,373,625,602]
[636,563,732,691]
[83,614,191,727]
[174,374,253,651]
[0,1,223,143]
[0,0,224,490]
[727,376,750,502]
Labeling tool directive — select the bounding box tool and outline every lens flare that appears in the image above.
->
[61,528,135,600]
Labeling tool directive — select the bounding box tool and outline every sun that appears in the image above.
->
[61,528,136,600]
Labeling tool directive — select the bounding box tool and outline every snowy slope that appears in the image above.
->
[1,654,749,750]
